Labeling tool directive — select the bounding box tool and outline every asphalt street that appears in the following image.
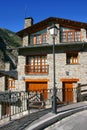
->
[45,110,87,130]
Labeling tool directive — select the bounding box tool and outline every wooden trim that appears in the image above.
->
[66,52,79,64]
[8,79,15,88]
[33,33,47,44]
[61,30,81,42]
[24,79,49,82]
[80,31,82,41]
[66,51,78,54]
[25,64,49,74]
[34,36,36,44]
[61,78,79,82]
[25,55,48,74]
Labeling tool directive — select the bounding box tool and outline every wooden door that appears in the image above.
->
[2,104,10,116]
[28,82,47,100]
[63,82,73,103]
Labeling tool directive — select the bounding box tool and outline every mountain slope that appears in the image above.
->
[0,28,22,70]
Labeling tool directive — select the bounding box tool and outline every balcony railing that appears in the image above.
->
[25,65,49,74]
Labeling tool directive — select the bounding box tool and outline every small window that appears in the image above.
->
[8,79,15,89]
[66,52,79,64]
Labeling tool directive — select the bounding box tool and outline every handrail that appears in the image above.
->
[25,65,49,74]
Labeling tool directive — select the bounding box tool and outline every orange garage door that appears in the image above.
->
[28,82,48,100]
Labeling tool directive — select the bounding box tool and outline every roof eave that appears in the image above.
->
[17,17,87,37]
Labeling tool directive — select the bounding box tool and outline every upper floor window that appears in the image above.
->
[34,33,47,44]
[66,52,79,64]
[30,29,47,45]
[61,30,81,43]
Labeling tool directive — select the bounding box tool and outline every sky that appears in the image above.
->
[0,0,87,32]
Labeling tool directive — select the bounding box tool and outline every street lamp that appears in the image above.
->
[49,24,58,114]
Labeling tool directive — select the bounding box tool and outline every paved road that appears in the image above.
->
[0,108,52,130]
[45,110,87,130]
[1,102,87,130]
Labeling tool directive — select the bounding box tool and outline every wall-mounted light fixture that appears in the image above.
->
[66,71,69,76]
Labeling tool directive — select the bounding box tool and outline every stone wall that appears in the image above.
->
[47,24,60,44]
[23,35,29,47]
[17,22,87,92]
[81,29,87,42]
[16,55,26,91]
[0,77,5,91]
[48,51,87,89]
[17,50,87,91]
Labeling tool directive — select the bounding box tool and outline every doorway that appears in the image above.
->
[26,82,48,100]
[62,82,73,103]
[61,78,79,103]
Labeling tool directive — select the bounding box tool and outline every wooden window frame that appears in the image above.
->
[61,30,82,43]
[8,79,15,89]
[33,33,47,44]
[66,52,79,64]
[25,55,48,74]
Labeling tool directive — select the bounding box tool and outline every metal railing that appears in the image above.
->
[0,91,27,121]
[77,83,87,102]
[0,87,87,122]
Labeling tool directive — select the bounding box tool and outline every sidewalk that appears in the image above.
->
[44,110,87,130]
[26,101,87,130]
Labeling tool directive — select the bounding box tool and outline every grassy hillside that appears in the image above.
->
[0,28,22,70]
[0,28,22,48]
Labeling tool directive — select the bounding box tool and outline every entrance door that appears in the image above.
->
[27,82,47,100]
[63,82,73,103]
[2,104,10,116]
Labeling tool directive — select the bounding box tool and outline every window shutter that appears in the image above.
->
[34,36,36,44]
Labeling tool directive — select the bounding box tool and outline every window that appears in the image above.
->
[74,32,81,41]
[66,52,79,64]
[61,32,67,42]
[42,33,47,43]
[8,79,15,89]
[33,33,47,44]
[61,30,81,42]
[68,32,74,42]
[25,55,48,74]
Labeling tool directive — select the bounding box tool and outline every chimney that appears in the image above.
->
[24,17,33,28]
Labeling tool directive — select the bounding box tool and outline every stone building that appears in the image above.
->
[0,68,18,117]
[16,17,87,103]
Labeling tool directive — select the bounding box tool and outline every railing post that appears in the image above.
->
[27,91,30,114]
[77,83,81,102]
[9,90,11,121]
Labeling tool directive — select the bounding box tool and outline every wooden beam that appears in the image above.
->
[61,78,79,82]
[24,78,49,82]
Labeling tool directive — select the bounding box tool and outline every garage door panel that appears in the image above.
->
[29,82,47,100]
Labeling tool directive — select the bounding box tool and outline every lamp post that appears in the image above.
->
[49,24,58,114]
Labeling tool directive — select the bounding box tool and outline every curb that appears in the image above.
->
[28,105,87,130]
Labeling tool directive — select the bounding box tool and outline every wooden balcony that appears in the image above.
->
[25,65,49,74]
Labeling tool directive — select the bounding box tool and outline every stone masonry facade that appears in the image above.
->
[16,17,87,103]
